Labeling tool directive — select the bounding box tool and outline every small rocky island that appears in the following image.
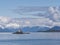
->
[13,30,29,34]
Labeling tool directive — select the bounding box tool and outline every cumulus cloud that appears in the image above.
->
[1,16,60,28]
[30,17,54,27]
[53,22,60,26]
[25,20,30,25]
[48,7,60,21]
[0,16,21,29]
[0,16,11,23]
[0,16,54,29]
[5,23,20,29]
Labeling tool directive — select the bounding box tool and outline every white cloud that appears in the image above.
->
[49,7,55,14]
[18,17,53,27]
[5,23,20,29]
[0,16,11,23]
[0,16,57,28]
[33,17,53,27]
[53,22,60,26]
[25,20,30,25]
[48,7,60,21]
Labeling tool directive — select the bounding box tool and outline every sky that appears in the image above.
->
[0,0,60,28]
[0,0,60,18]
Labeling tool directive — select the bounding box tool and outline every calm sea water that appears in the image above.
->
[0,32,60,45]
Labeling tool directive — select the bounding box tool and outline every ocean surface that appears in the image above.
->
[0,32,60,45]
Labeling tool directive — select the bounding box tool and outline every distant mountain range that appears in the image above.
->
[0,27,19,32]
[22,26,50,32]
[0,26,50,32]
[47,26,60,32]
[38,26,60,32]
[0,26,60,32]
[51,26,60,30]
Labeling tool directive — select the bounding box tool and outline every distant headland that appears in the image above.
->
[37,26,60,32]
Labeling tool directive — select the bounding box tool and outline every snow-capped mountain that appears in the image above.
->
[50,26,60,30]
[22,26,50,32]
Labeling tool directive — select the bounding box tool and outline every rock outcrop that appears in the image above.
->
[13,30,29,34]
